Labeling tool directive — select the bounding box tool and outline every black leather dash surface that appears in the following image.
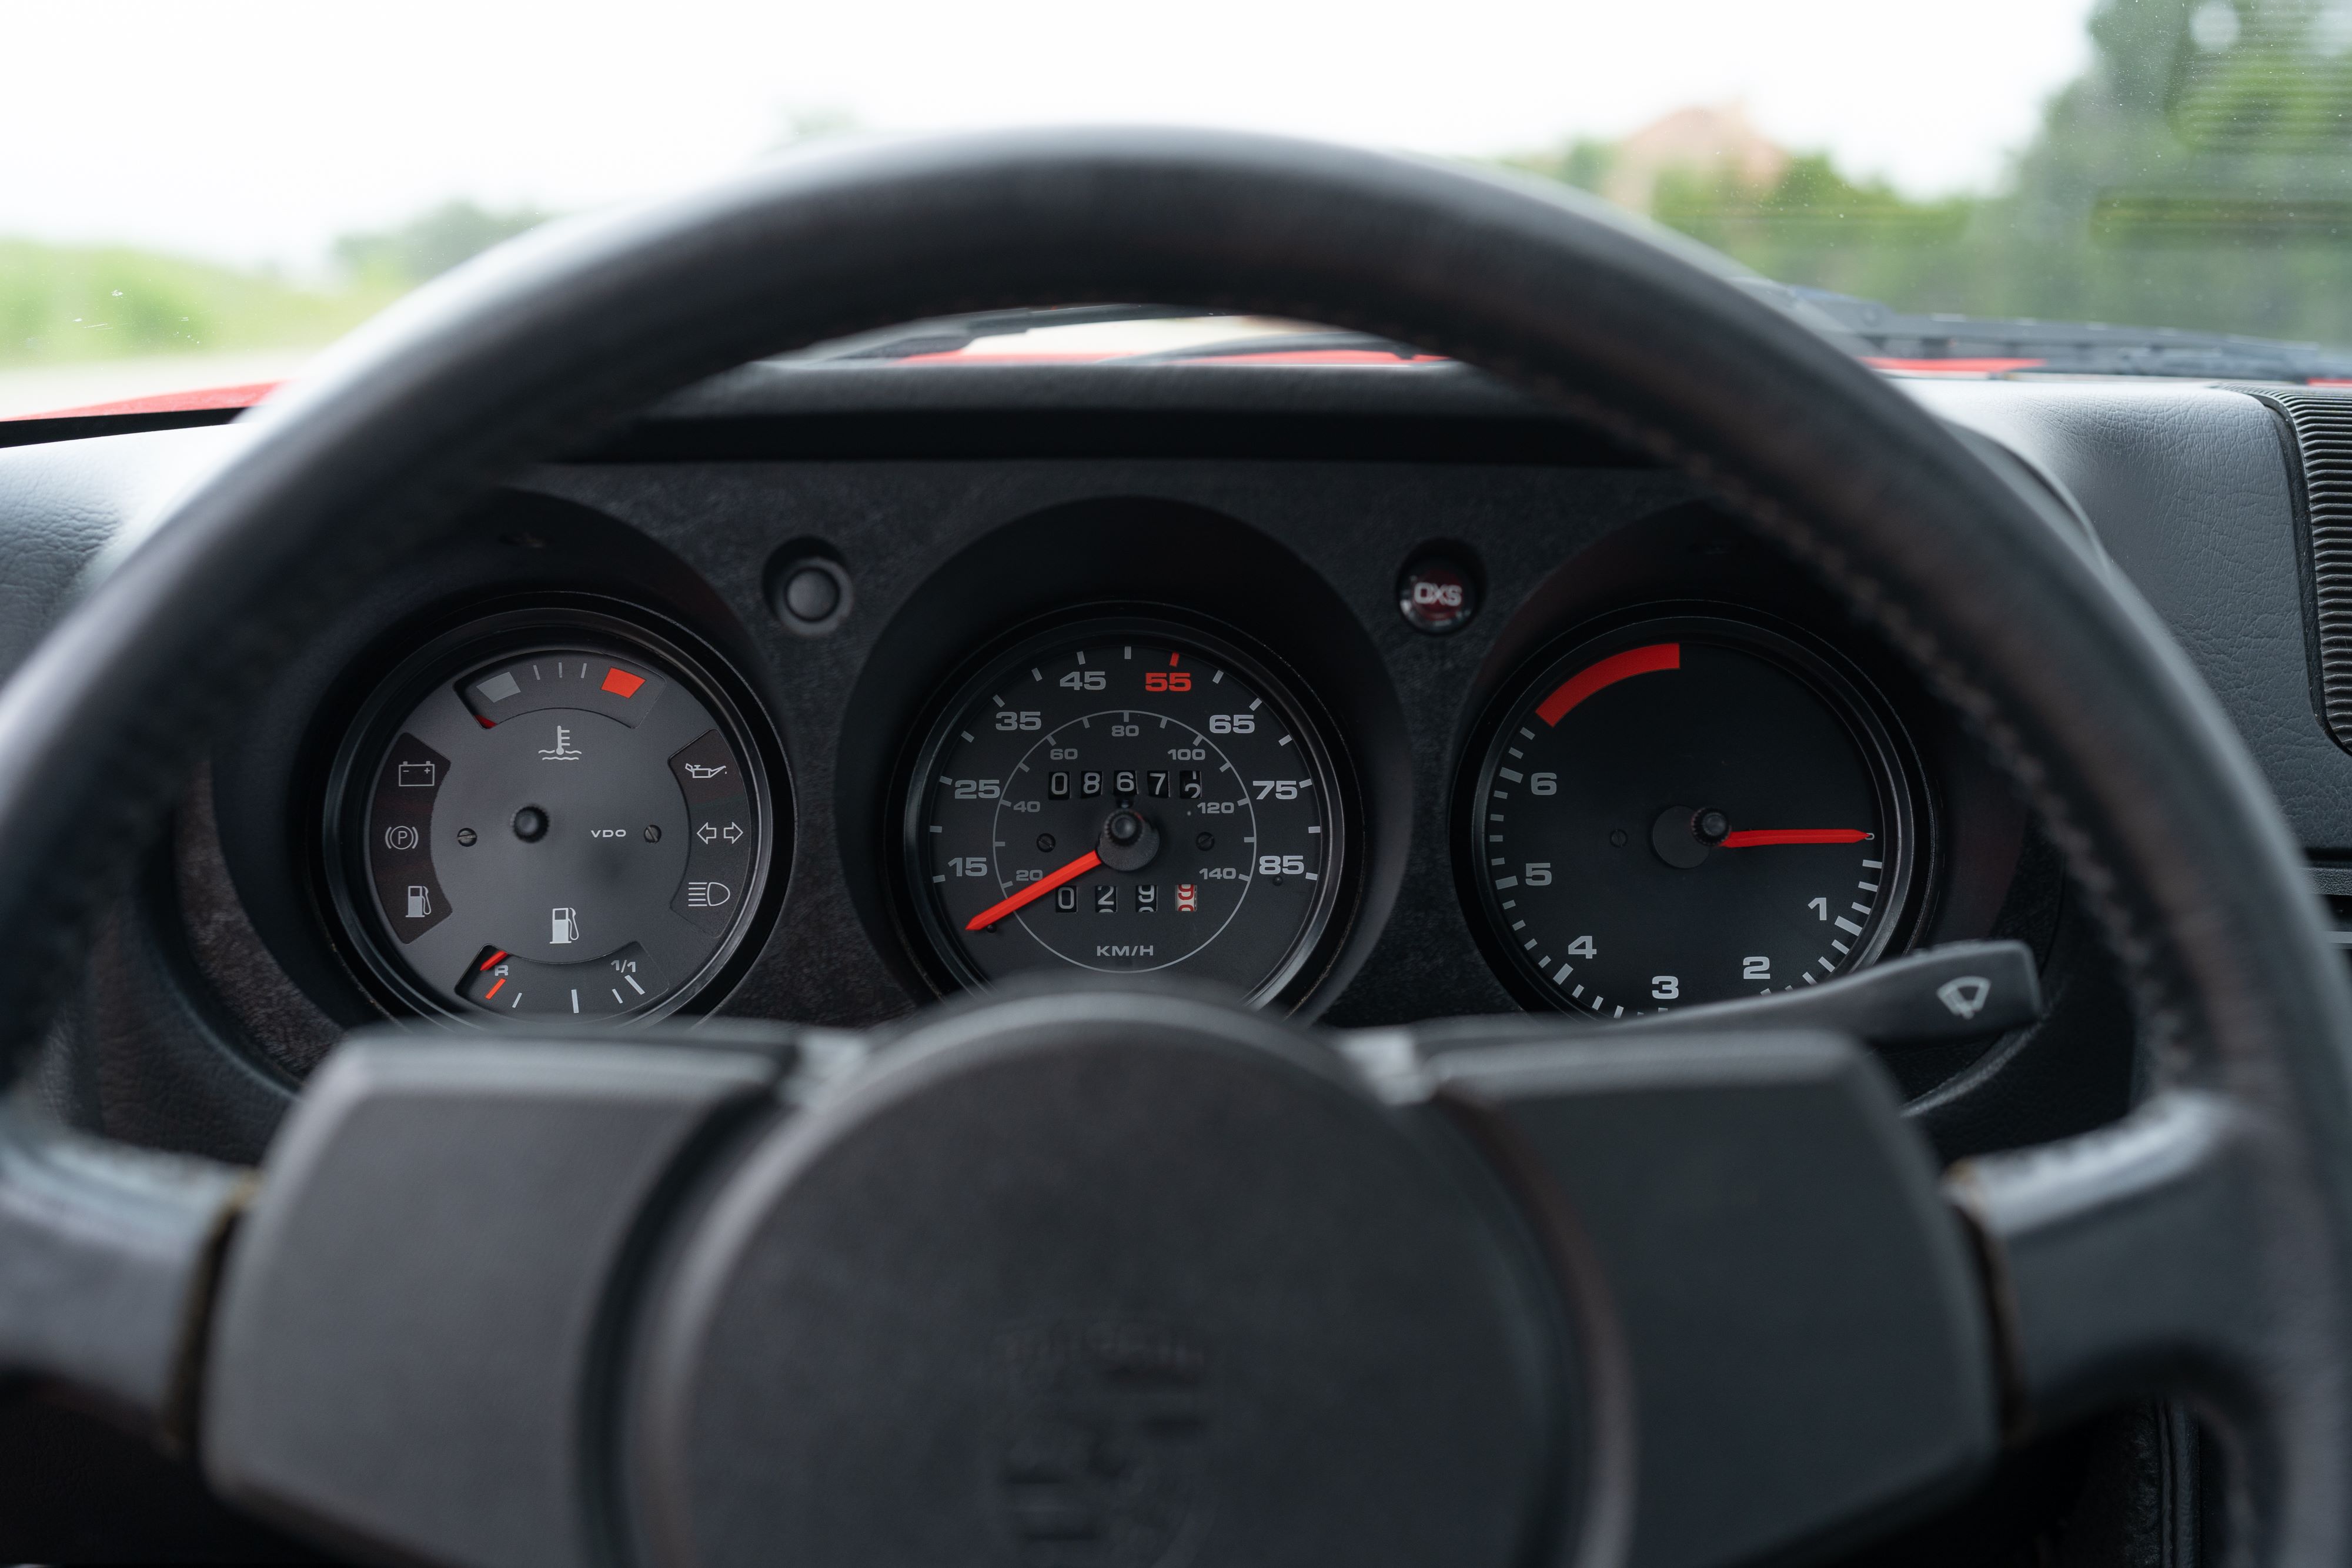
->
[1907,382,2352,851]
[0,428,236,683]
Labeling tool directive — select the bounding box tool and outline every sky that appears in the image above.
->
[0,0,2100,269]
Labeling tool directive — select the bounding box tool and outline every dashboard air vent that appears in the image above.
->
[2230,386,2352,755]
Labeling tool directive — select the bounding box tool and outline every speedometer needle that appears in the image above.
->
[1719,828,1872,848]
[964,850,1104,931]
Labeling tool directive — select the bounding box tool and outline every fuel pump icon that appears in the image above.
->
[550,907,580,945]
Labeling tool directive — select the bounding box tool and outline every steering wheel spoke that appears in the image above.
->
[0,1104,249,1441]
[1374,1022,2000,1568]
[1947,1091,2271,1436]
[199,1032,784,1567]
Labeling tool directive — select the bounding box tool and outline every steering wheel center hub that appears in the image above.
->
[626,992,1566,1567]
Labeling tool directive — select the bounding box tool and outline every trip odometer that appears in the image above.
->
[906,619,1344,1003]
[1465,616,1920,1018]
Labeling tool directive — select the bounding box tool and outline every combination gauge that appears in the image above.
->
[328,611,778,1024]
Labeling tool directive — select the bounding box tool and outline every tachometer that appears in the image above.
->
[904,618,1344,1003]
[1464,616,1919,1017]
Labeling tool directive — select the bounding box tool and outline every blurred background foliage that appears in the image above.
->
[11,0,2352,369]
[0,200,545,368]
[330,199,552,290]
[0,239,392,367]
[1519,0,2352,346]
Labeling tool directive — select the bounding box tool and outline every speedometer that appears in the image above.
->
[1463,616,1920,1017]
[903,618,1345,1004]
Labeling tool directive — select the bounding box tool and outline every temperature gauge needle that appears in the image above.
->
[965,850,1103,931]
[1719,828,1872,848]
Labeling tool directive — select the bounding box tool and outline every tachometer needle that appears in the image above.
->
[964,850,1104,931]
[1719,828,1872,848]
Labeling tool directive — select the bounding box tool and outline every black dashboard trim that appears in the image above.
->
[585,409,1651,467]
[0,409,243,451]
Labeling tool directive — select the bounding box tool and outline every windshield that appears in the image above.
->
[2,0,2337,415]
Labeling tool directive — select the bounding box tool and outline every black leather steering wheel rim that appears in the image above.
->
[2,127,2349,1559]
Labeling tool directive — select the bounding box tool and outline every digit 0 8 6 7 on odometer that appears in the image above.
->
[905,620,1345,1003]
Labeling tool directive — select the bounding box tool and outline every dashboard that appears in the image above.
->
[0,355,2318,1180]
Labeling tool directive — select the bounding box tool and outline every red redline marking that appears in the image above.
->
[1169,651,1180,666]
[480,950,508,971]
[1536,643,1681,726]
[965,850,1104,931]
[602,667,646,698]
[1720,829,1873,848]
[483,977,507,999]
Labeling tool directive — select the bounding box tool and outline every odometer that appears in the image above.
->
[904,618,1344,1003]
[1465,617,1919,1017]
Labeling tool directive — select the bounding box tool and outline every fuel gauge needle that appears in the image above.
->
[965,850,1103,931]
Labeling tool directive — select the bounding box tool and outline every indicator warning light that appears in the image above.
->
[1397,555,1480,635]
[602,667,646,698]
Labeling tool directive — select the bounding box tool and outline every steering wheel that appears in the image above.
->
[1,129,2347,1568]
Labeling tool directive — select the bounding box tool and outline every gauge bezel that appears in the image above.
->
[1454,609,1932,1016]
[320,603,784,1027]
[893,610,1357,1012]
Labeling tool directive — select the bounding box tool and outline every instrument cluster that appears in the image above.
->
[293,490,2012,1036]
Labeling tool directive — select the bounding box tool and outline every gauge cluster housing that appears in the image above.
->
[157,368,2057,1149]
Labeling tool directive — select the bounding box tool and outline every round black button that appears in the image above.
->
[513,805,549,842]
[782,567,840,623]
[1397,557,1478,634]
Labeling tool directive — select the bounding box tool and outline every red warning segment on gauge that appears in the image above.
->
[1535,643,1680,726]
[455,650,668,728]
